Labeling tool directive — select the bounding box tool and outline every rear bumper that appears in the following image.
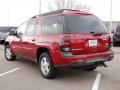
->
[66,55,113,67]
[53,50,114,67]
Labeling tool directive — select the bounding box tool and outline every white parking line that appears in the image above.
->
[92,73,101,90]
[0,68,20,77]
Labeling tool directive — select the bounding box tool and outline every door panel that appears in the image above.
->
[8,36,21,55]
[21,37,36,60]
[11,22,27,55]
[21,20,37,60]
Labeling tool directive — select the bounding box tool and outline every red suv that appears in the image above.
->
[4,9,114,79]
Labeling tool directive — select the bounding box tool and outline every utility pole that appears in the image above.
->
[8,0,10,26]
[110,0,112,32]
[39,0,41,15]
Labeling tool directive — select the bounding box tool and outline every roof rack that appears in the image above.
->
[30,9,80,19]
[30,15,39,19]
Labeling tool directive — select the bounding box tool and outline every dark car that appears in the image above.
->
[0,33,8,44]
[0,38,6,44]
[0,27,17,44]
[113,25,120,46]
[4,9,114,79]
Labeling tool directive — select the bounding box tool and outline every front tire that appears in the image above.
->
[39,52,57,79]
[4,45,16,61]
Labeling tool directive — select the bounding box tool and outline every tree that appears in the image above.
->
[47,0,91,11]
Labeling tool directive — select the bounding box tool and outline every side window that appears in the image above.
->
[17,22,27,36]
[27,20,36,37]
[42,16,63,34]
[36,21,42,36]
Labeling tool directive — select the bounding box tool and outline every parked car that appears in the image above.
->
[0,38,6,44]
[113,25,120,46]
[4,9,114,79]
[0,33,8,44]
[0,27,17,44]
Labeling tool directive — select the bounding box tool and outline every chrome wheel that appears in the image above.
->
[39,52,57,79]
[5,47,12,59]
[41,57,50,75]
[5,45,16,61]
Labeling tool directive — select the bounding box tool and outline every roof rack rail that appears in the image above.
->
[30,9,80,19]
[30,15,39,19]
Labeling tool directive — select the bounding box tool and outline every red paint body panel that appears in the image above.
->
[5,9,114,67]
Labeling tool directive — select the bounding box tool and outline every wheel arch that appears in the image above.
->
[36,47,53,64]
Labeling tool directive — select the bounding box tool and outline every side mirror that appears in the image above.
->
[9,30,17,36]
[17,32,23,37]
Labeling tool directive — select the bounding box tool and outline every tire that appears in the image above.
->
[39,52,57,79]
[85,65,97,71]
[4,45,16,61]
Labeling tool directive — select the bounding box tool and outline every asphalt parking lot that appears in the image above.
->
[0,45,120,90]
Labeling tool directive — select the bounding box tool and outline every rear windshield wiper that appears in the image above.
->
[90,31,107,34]
[90,32,107,36]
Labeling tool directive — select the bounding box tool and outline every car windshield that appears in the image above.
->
[63,15,107,34]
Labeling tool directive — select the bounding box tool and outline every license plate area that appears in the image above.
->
[88,39,97,47]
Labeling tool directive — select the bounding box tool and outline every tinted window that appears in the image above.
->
[27,21,36,36]
[17,22,27,36]
[42,16,63,34]
[63,15,107,34]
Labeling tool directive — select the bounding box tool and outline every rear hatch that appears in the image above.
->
[63,14,110,55]
[69,33,110,55]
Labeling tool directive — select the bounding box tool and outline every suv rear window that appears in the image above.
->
[63,15,107,34]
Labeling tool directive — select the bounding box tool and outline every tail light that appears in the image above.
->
[61,36,71,52]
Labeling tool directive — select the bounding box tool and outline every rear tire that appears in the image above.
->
[39,52,57,79]
[4,45,16,61]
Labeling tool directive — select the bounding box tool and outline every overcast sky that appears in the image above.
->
[0,0,119,26]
